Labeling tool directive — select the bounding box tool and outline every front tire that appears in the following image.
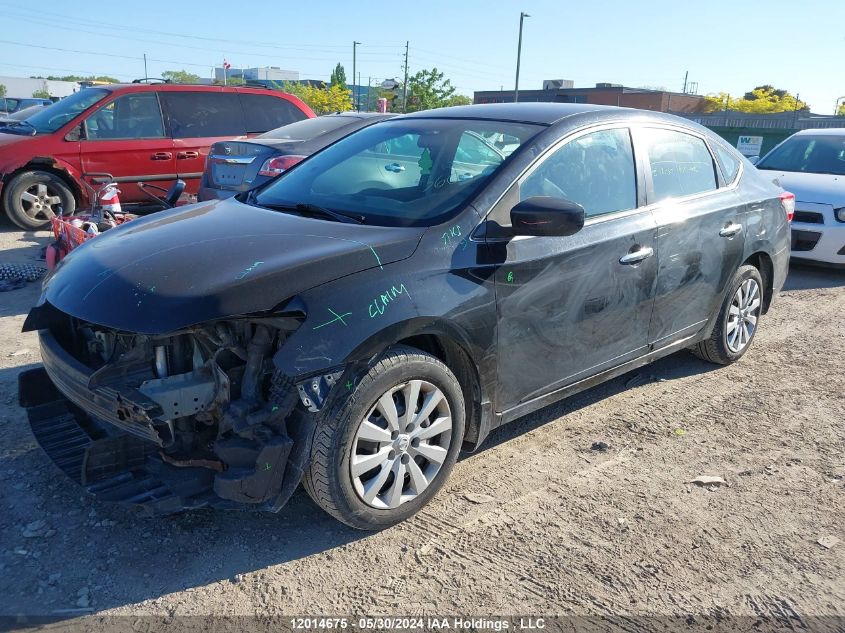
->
[303,346,465,530]
[2,170,76,229]
[693,264,763,365]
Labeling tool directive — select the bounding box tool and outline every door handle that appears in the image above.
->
[150,152,172,160]
[719,223,743,237]
[177,151,199,160]
[384,162,405,173]
[619,246,654,265]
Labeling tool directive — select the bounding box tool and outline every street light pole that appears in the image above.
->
[514,11,530,103]
[353,41,361,111]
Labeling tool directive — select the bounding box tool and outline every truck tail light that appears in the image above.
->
[779,192,795,223]
[258,155,306,177]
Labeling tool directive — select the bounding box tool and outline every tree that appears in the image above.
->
[446,94,472,107]
[283,82,352,115]
[329,63,347,90]
[0,84,6,98]
[702,86,808,114]
[32,81,50,99]
[33,75,118,83]
[162,69,200,84]
[838,102,845,117]
[405,68,457,112]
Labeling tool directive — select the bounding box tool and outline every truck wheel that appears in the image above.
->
[693,264,764,365]
[2,171,75,229]
[303,346,465,530]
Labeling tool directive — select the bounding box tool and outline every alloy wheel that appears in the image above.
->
[726,278,761,353]
[20,183,62,221]
[350,380,453,509]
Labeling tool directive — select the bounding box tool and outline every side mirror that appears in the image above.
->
[510,196,585,237]
[748,155,760,166]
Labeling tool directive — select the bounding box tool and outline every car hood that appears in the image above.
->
[765,171,845,207]
[42,198,424,334]
[0,130,33,147]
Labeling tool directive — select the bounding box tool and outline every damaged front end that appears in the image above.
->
[19,302,328,515]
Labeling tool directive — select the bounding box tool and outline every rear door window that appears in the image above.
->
[241,94,308,133]
[84,93,165,140]
[643,128,718,201]
[161,92,246,138]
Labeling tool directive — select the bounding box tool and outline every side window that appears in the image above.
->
[644,128,717,201]
[521,128,637,218]
[161,92,246,138]
[452,132,503,183]
[713,144,740,185]
[240,94,308,133]
[85,93,164,140]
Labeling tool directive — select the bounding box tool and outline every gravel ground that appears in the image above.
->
[0,224,843,627]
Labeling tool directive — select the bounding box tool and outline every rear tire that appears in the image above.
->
[303,346,465,530]
[2,170,75,229]
[693,264,763,365]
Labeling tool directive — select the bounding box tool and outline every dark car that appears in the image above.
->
[0,103,48,124]
[20,103,791,530]
[0,97,53,115]
[198,112,396,201]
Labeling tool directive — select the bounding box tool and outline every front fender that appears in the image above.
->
[272,222,498,382]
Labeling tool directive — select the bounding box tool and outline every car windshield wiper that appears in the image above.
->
[264,202,365,224]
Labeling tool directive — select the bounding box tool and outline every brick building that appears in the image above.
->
[474,82,706,113]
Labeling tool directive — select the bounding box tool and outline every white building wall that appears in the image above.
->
[0,76,80,99]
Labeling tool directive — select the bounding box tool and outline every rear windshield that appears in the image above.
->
[254,118,543,227]
[757,134,845,176]
[258,116,358,140]
[22,89,109,135]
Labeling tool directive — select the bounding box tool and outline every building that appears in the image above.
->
[474,82,706,113]
[213,66,299,84]
[674,110,845,157]
[0,76,80,99]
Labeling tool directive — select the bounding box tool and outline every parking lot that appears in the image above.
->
[0,223,842,622]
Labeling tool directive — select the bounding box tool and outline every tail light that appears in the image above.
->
[779,192,795,222]
[258,155,306,177]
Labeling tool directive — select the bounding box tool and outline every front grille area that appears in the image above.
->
[791,229,821,252]
[793,210,824,224]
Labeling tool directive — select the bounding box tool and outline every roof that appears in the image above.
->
[793,128,845,136]
[401,102,616,125]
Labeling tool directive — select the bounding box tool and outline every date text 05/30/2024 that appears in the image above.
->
[289,617,546,630]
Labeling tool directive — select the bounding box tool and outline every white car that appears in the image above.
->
[755,128,845,267]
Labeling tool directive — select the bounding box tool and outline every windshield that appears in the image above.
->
[18,88,109,134]
[259,115,359,140]
[757,134,845,176]
[254,118,543,227]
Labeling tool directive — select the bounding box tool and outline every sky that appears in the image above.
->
[0,0,843,113]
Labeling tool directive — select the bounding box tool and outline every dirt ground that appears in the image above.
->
[0,223,843,627]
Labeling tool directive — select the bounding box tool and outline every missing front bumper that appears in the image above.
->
[18,367,313,515]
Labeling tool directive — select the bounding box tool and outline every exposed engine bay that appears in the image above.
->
[19,303,339,514]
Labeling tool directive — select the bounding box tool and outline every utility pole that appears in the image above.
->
[143,54,148,81]
[367,76,371,112]
[514,12,530,103]
[353,41,361,111]
[682,70,688,94]
[358,72,362,112]
[402,40,409,113]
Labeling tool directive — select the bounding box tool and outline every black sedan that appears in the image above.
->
[22,103,791,530]
[197,112,395,200]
